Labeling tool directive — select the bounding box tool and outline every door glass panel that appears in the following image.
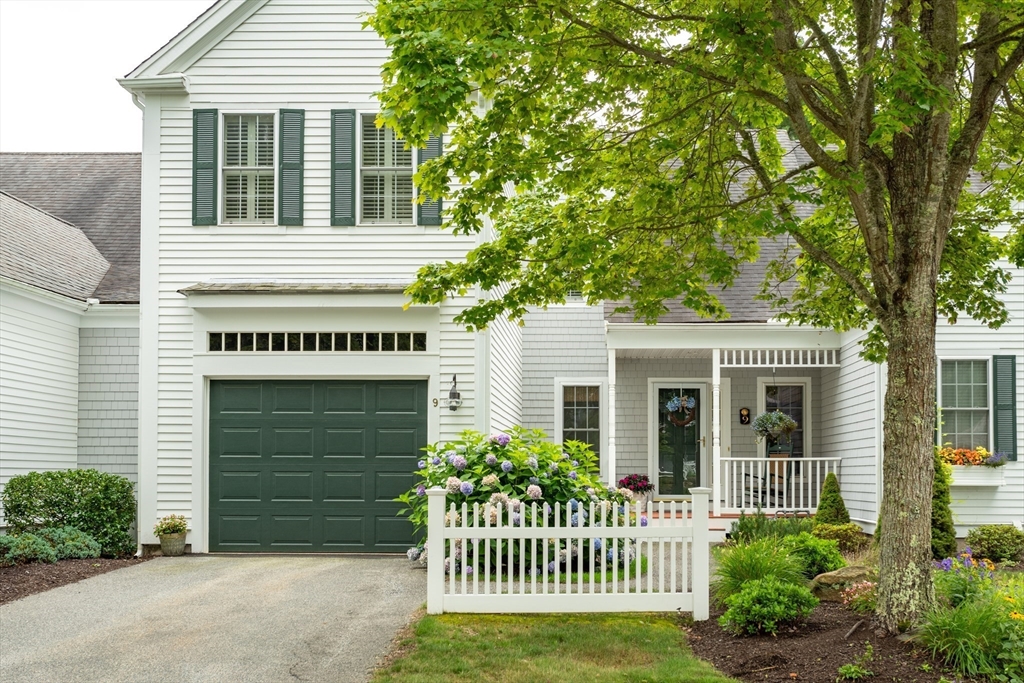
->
[765,385,804,457]
[658,388,700,495]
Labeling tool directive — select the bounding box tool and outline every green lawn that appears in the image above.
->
[372,612,737,683]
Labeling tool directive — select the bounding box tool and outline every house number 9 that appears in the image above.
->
[432,398,439,407]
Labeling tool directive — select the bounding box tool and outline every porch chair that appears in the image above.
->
[742,442,793,508]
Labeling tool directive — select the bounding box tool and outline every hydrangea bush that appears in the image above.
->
[397,428,637,574]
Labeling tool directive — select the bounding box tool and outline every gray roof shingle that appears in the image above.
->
[0,153,140,302]
[0,192,110,301]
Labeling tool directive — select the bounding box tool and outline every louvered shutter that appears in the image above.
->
[193,109,218,225]
[278,109,304,226]
[992,355,1018,460]
[331,110,356,226]
[417,134,443,226]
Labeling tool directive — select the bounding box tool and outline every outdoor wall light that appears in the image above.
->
[443,374,462,411]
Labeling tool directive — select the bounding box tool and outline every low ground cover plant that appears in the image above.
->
[1,469,136,557]
[0,533,57,565]
[719,576,819,635]
[35,526,101,560]
[812,522,869,553]
[782,532,846,579]
[712,538,806,605]
[841,581,878,615]
[965,525,1024,563]
[0,526,102,566]
[836,642,875,681]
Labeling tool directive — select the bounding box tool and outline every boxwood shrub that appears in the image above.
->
[965,524,1024,563]
[719,576,819,635]
[1,469,136,557]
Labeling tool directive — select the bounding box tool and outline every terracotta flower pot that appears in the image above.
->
[159,532,187,556]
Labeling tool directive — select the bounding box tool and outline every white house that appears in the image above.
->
[0,155,141,522]
[9,0,1020,550]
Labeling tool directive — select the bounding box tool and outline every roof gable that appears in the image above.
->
[0,192,110,301]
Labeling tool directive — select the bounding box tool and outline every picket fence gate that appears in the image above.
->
[425,487,710,620]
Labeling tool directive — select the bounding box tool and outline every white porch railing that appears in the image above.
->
[719,457,841,514]
[426,488,711,620]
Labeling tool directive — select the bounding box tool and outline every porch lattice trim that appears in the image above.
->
[719,349,840,367]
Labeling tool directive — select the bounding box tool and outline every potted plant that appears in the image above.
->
[618,473,655,508]
[153,514,188,556]
[937,446,1007,487]
[751,410,798,442]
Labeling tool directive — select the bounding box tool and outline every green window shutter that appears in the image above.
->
[278,109,304,226]
[330,109,356,226]
[192,109,218,226]
[417,134,443,226]
[992,355,1018,460]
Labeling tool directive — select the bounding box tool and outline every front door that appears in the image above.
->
[652,383,708,496]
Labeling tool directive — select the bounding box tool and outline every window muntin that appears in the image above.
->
[940,360,989,449]
[360,114,413,224]
[223,114,274,223]
[562,385,601,456]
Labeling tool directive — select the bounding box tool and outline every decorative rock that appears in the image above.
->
[810,565,875,601]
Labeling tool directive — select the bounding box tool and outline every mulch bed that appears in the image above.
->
[688,601,968,683]
[0,557,152,606]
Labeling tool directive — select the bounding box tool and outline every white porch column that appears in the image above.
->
[607,348,617,487]
[712,348,722,516]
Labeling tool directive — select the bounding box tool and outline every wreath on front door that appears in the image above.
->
[665,395,697,428]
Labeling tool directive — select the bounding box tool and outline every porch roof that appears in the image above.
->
[607,323,840,354]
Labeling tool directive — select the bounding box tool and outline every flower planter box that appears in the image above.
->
[949,466,1005,487]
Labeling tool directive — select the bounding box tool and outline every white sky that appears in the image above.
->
[0,0,212,152]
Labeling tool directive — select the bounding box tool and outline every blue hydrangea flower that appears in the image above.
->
[431,456,442,466]
[464,565,474,576]
[490,433,511,447]
[569,471,578,480]
[571,513,580,526]
[415,485,426,497]
[512,513,521,527]
[526,457,538,469]
[417,459,426,469]
[530,477,540,485]
[501,460,514,473]
[407,547,421,561]
[640,515,648,527]
[459,481,474,495]
[569,499,579,511]
[547,561,557,573]
[593,538,602,551]
[606,549,615,562]
[444,450,457,463]
[572,460,578,467]
[451,455,468,471]
[485,454,498,466]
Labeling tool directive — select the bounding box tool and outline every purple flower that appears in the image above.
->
[512,513,521,526]
[569,471,578,480]
[444,450,457,463]
[569,499,579,510]
[593,538,603,551]
[501,460,514,473]
[526,457,538,469]
[417,459,426,469]
[490,433,511,447]
[485,454,498,466]
[431,456,442,466]
[416,485,427,497]
[571,513,581,526]
[451,455,468,471]
[464,565,474,576]
[572,460,579,467]
[459,481,474,496]
[640,515,649,527]
[548,561,557,573]
[527,484,542,499]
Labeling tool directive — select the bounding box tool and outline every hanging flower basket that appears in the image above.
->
[751,410,798,441]
[665,395,697,428]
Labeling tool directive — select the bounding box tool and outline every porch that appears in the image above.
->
[603,325,846,518]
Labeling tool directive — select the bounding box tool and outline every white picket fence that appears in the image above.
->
[425,487,710,620]
[719,457,841,514]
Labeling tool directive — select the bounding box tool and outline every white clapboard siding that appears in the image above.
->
[0,287,81,521]
[819,330,880,527]
[146,0,480,523]
[935,247,1024,533]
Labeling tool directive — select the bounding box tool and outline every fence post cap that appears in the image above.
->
[689,487,712,494]
[426,487,447,497]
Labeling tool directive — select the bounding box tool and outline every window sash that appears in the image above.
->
[939,360,990,449]
[223,114,274,223]
[765,384,805,458]
[562,384,601,456]
[359,114,413,224]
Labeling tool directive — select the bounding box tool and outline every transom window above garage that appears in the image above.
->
[208,332,427,352]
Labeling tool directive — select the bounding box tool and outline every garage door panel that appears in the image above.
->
[376,428,420,459]
[216,515,263,546]
[375,517,415,548]
[210,379,426,553]
[376,384,420,414]
[271,428,314,457]
[217,471,262,501]
[324,428,366,458]
[218,384,263,413]
[269,515,314,546]
[271,472,314,501]
[215,427,262,458]
[323,472,364,501]
[323,516,366,546]
[272,384,315,413]
[324,384,367,413]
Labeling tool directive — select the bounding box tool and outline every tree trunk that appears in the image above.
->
[876,297,938,632]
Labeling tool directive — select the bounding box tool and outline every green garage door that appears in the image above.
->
[209,379,427,552]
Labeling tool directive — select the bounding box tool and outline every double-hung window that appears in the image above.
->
[360,114,413,224]
[555,380,605,457]
[939,359,990,449]
[223,114,274,223]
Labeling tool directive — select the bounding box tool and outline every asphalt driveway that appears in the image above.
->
[0,555,425,683]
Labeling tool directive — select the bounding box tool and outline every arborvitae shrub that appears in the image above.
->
[815,472,850,525]
[931,451,957,561]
